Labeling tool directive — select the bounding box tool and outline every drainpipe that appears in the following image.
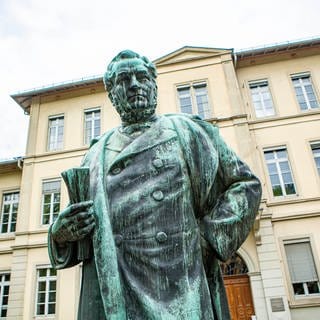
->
[233,51,238,68]
[15,157,24,170]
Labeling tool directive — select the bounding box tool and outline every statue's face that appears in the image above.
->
[109,58,157,124]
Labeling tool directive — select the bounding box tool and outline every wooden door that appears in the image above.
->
[223,274,254,320]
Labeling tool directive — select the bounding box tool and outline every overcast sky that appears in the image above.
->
[1,0,319,159]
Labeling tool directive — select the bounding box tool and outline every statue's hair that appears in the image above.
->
[103,50,157,92]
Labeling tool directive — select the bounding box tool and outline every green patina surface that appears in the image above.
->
[48,50,262,320]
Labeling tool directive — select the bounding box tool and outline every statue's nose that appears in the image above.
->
[129,75,139,90]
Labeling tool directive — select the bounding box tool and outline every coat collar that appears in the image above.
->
[106,116,177,169]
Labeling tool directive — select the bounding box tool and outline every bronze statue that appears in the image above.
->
[48,50,262,319]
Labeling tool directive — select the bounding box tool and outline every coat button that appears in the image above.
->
[114,234,123,246]
[156,231,168,243]
[152,158,163,168]
[111,166,122,175]
[152,190,164,201]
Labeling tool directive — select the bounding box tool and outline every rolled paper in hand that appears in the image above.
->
[61,167,91,261]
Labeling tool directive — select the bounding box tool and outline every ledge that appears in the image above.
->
[0,248,13,254]
[24,147,87,162]
[248,110,320,131]
[289,299,320,308]
[267,196,320,207]
[272,211,320,222]
[0,233,15,241]
[11,243,48,250]
[15,229,49,236]
[207,113,248,124]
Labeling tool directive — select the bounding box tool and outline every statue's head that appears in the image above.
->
[103,50,157,124]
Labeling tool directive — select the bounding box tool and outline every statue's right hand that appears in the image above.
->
[50,200,95,245]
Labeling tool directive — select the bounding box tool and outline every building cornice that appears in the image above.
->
[235,36,320,67]
[236,36,320,58]
[10,75,103,114]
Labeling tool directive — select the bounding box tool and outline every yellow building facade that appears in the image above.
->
[1,37,320,319]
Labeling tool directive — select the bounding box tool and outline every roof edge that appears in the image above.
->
[235,36,320,58]
[10,75,104,113]
[0,157,23,174]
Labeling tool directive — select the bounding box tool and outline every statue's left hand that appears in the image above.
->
[50,200,95,245]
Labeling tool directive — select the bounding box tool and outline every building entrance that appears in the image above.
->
[220,253,255,320]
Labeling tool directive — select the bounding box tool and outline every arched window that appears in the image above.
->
[220,253,248,276]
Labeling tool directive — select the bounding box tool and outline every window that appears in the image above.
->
[311,142,320,175]
[41,180,61,225]
[177,82,211,119]
[220,253,248,276]
[84,109,101,145]
[249,80,275,118]
[264,148,296,197]
[291,73,319,111]
[48,116,64,151]
[0,192,19,233]
[284,240,320,297]
[35,268,57,316]
[0,273,10,318]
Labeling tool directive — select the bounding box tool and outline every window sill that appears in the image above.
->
[252,114,278,121]
[267,194,299,205]
[248,108,320,125]
[0,233,15,241]
[289,296,320,308]
[267,195,320,207]
[299,107,320,113]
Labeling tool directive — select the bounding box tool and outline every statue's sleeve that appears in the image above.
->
[47,136,102,270]
[48,225,80,269]
[197,120,262,262]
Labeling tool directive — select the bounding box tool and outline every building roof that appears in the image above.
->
[236,36,320,59]
[10,75,103,114]
[10,37,320,113]
[0,158,23,174]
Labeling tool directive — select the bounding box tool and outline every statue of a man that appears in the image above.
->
[48,50,261,320]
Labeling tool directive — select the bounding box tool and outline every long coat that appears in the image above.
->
[48,114,261,320]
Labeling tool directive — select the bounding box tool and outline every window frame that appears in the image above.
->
[248,79,276,118]
[281,237,320,306]
[0,272,10,319]
[290,72,319,112]
[47,115,64,152]
[83,107,101,145]
[263,146,297,198]
[0,191,19,234]
[35,266,57,317]
[41,179,61,226]
[310,141,320,177]
[176,81,212,119]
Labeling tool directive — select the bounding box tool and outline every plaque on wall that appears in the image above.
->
[270,297,285,312]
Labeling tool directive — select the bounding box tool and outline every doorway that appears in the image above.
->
[220,253,255,320]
